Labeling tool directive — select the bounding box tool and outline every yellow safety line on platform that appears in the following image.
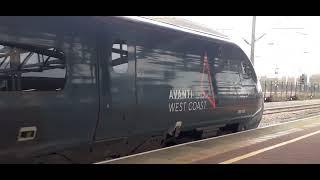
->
[219,129,320,164]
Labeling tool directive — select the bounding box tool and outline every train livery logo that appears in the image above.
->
[168,52,216,112]
[200,52,216,109]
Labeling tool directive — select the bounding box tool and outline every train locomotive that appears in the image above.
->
[0,16,264,163]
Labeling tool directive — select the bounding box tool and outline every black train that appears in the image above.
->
[0,16,264,163]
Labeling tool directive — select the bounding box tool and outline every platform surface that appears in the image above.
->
[96,114,320,164]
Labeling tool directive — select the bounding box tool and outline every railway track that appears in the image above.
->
[263,103,320,115]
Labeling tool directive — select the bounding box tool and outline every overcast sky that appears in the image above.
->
[180,16,320,78]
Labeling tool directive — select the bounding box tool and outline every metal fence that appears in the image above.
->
[261,80,320,102]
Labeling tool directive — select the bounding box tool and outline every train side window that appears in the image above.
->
[111,40,128,74]
[0,44,66,92]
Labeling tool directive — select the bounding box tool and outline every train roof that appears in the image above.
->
[95,16,232,44]
[139,16,227,37]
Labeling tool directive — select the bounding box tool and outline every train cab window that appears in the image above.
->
[213,45,241,84]
[239,51,257,87]
[238,49,256,80]
[0,44,66,92]
[241,61,253,79]
[111,40,128,74]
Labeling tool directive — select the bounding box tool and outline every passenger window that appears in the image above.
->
[0,44,66,92]
[111,40,128,74]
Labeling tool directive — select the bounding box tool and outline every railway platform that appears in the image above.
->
[96,113,320,164]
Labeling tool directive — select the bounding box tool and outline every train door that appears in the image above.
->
[94,26,137,156]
